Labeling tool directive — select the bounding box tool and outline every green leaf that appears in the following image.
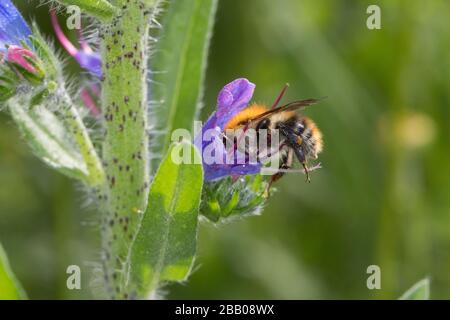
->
[8,99,90,183]
[399,278,430,300]
[0,243,27,300]
[129,142,203,298]
[151,0,218,171]
[54,0,119,22]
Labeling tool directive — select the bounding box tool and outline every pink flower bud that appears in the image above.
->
[7,45,38,73]
[6,45,44,84]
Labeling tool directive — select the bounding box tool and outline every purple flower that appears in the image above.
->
[196,78,262,181]
[0,0,31,51]
[51,9,102,78]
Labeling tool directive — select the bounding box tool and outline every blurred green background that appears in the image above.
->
[1,0,449,299]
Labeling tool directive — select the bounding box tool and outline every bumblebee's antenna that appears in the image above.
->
[302,163,311,183]
[270,83,290,110]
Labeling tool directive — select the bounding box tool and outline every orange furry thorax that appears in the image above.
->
[224,104,268,130]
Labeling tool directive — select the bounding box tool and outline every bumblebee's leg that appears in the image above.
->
[258,140,286,163]
[224,124,254,164]
[302,162,311,183]
[293,146,311,183]
[265,148,294,197]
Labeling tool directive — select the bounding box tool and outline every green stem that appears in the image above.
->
[61,93,105,187]
[100,0,155,299]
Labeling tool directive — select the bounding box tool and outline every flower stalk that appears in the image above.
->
[100,0,156,298]
[60,92,105,187]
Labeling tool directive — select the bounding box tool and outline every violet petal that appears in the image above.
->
[215,78,255,129]
[195,78,261,181]
[0,0,31,51]
[75,51,102,78]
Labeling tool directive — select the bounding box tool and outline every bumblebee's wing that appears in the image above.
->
[249,98,323,123]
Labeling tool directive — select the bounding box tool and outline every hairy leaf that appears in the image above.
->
[54,0,119,22]
[129,142,203,298]
[8,100,90,183]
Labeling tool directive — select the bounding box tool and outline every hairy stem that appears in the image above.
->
[61,93,105,187]
[100,0,155,299]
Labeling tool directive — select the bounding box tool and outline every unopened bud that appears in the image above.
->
[6,45,45,85]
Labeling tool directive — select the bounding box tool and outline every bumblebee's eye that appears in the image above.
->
[295,122,305,135]
[256,118,270,130]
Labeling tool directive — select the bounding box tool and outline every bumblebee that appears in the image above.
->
[223,86,324,189]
